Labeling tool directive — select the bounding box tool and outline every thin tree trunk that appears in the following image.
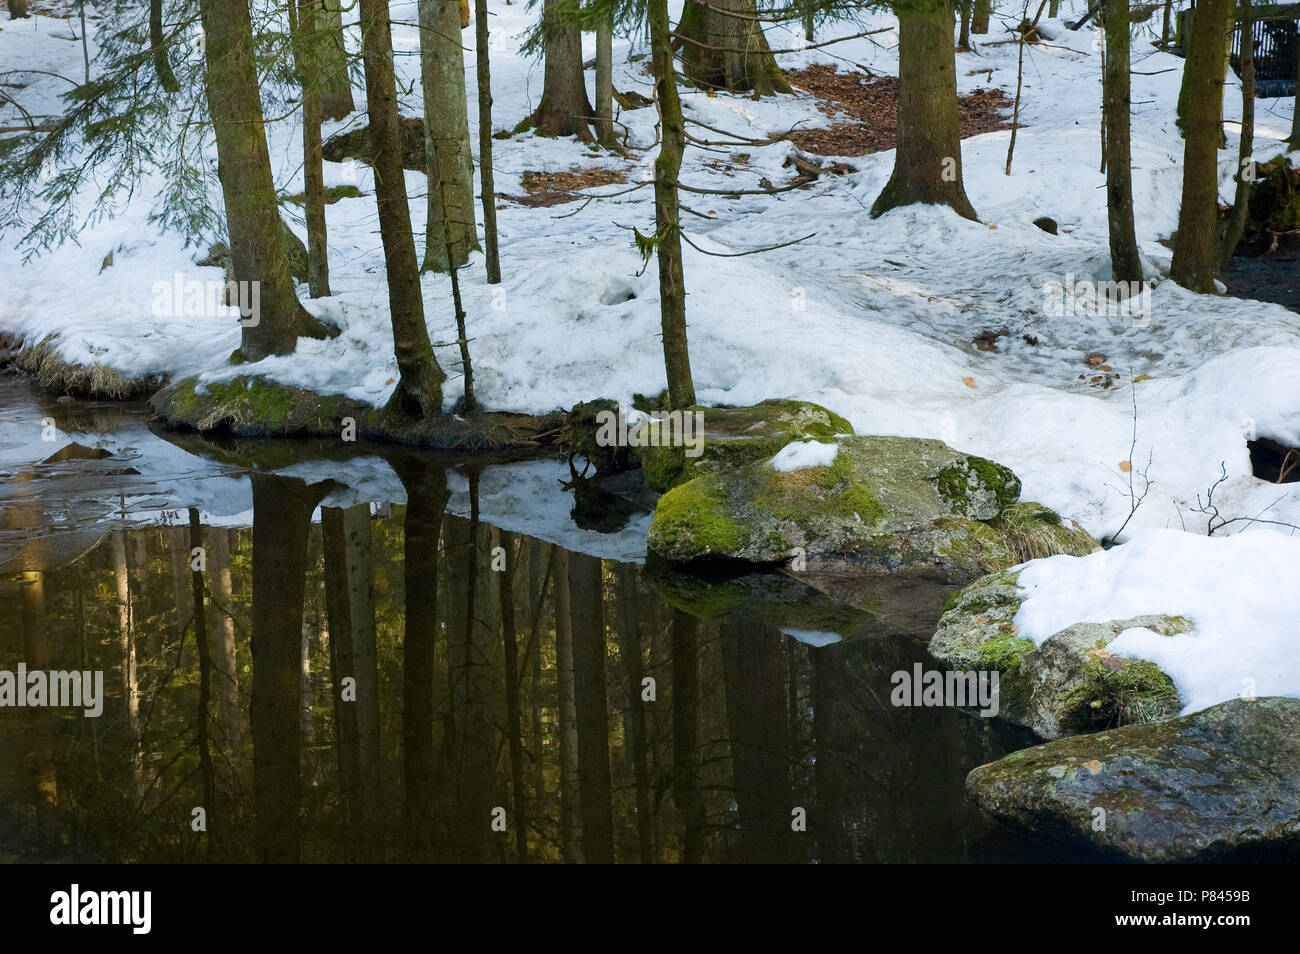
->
[189,509,218,856]
[595,14,618,148]
[474,0,502,282]
[1219,0,1254,265]
[1103,0,1143,283]
[150,0,180,92]
[569,552,614,863]
[359,0,449,418]
[1170,0,1231,292]
[293,0,332,298]
[553,548,583,862]
[207,529,241,763]
[871,2,977,219]
[958,0,972,51]
[650,0,697,409]
[972,0,992,34]
[419,0,480,272]
[198,0,333,361]
[614,564,652,863]
[670,608,705,863]
[1161,0,1172,46]
[498,530,529,860]
[676,0,792,95]
[110,532,143,798]
[528,0,594,138]
[318,0,355,120]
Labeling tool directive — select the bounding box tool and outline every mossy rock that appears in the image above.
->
[931,563,1189,739]
[647,435,1032,581]
[151,375,358,437]
[558,399,636,475]
[967,697,1300,862]
[321,116,427,170]
[640,398,853,491]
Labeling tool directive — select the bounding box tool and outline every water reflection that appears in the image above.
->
[1,461,1037,864]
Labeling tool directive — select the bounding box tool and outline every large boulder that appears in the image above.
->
[930,569,1187,739]
[647,435,1093,582]
[967,697,1300,862]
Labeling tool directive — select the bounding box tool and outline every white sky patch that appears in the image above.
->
[770,440,839,472]
[1013,529,1300,715]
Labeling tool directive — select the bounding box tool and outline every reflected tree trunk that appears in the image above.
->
[206,529,242,766]
[189,509,218,857]
[110,532,142,798]
[670,608,705,863]
[498,529,529,861]
[552,547,582,861]
[614,565,652,863]
[569,552,613,863]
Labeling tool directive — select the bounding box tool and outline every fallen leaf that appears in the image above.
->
[385,377,394,385]
[988,224,998,230]
[962,376,975,388]
[1133,373,1153,383]
[1119,460,1132,472]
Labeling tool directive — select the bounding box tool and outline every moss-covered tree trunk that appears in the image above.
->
[675,0,792,96]
[359,0,448,418]
[318,0,355,120]
[871,1,977,220]
[1103,0,1142,283]
[528,0,594,138]
[199,0,333,361]
[474,0,502,282]
[1170,0,1230,292]
[650,0,697,409]
[972,0,991,33]
[292,0,332,298]
[419,0,480,272]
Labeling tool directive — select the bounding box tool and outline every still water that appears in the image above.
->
[0,377,1046,863]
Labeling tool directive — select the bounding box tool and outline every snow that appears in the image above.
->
[770,439,839,471]
[782,628,843,647]
[1013,529,1300,714]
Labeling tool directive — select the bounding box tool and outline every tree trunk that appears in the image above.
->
[419,0,480,273]
[958,0,972,51]
[206,528,241,762]
[871,2,977,220]
[1169,0,1230,292]
[293,0,332,298]
[650,0,697,409]
[319,0,355,120]
[972,0,992,34]
[552,548,583,862]
[359,0,449,418]
[150,0,180,92]
[595,14,618,148]
[110,532,143,798]
[1219,0,1254,265]
[474,0,502,282]
[189,510,218,856]
[1049,0,1059,16]
[676,0,792,95]
[1103,0,1142,283]
[528,0,594,138]
[497,531,529,860]
[198,0,333,361]
[8,0,29,19]
[614,564,653,863]
[670,608,705,863]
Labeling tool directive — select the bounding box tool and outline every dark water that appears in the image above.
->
[0,377,1043,864]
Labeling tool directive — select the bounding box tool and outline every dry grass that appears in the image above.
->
[13,337,165,400]
[503,167,629,208]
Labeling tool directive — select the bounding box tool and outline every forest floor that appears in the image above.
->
[3,1,1300,550]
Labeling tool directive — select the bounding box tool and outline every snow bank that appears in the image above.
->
[1014,529,1300,714]
[770,439,839,471]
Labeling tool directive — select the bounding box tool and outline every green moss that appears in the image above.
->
[750,447,884,526]
[976,634,1036,671]
[1059,656,1180,733]
[649,478,747,557]
[991,501,1100,563]
[936,455,1021,517]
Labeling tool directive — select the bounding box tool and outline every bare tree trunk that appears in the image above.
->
[569,552,614,863]
[293,0,332,298]
[650,0,697,409]
[871,1,977,220]
[150,0,180,92]
[497,530,529,860]
[1103,0,1143,283]
[1219,0,1254,265]
[359,0,449,418]
[207,529,241,762]
[189,510,218,856]
[958,0,972,51]
[527,0,594,138]
[198,0,333,361]
[110,533,143,798]
[1170,0,1231,292]
[419,0,480,272]
[8,0,30,19]
[972,0,992,33]
[595,15,618,148]
[614,564,652,862]
[670,608,705,863]
[319,0,355,120]
[676,0,792,95]
[474,0,502,282]
[553,548,583,861]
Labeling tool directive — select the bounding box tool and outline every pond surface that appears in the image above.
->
[0,375,1052,863]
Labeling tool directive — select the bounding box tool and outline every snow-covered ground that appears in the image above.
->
[3,1,1299,550]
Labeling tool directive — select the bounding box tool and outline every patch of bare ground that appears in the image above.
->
[782,65,1013,157]
[501,167,630,208]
